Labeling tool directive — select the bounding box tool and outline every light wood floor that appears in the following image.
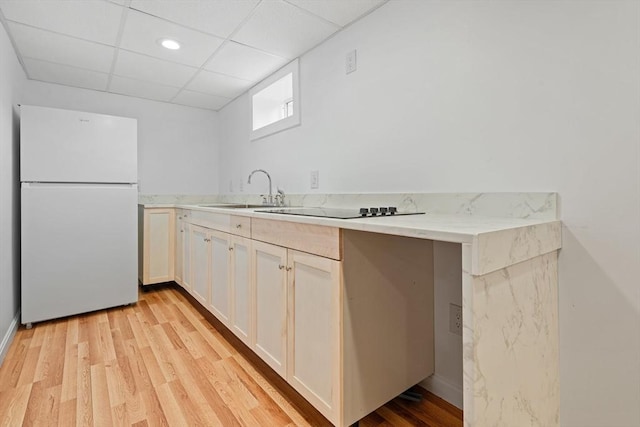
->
[0,285,463,426]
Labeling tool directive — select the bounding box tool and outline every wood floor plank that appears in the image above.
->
[32,322,57,384]
[161,346,224,426]
[110,402,129,427]
[87,314,104,366]
[227,356,294,426]
[231,353,316,427]
[60,317,79,402]
[0,384,32,426]
[0,337,28,391]
[0,285,463,427]
[126,312,150,349]
[174,349,243,426]
[17,345,41,387]
[126,345,169,427]
[75,341,92,427]
[58,398,76,426]
[22,381,61,427]
[168,379,220,426]
[98,321,117,363]
[155,382,189,426]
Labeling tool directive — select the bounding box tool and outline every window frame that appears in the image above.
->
[249,58,300,141]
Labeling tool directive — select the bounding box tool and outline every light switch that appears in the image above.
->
[346,49,357,74]
[310,170,319,189]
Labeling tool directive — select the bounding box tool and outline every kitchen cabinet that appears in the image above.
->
[252,240,288,377]
[209,229,231,326]
[180,210,253,346]
[229,235,252,346]
[175,209,184,285]
[181,214,192,291]
[250,218,342,421]
[190,225,209,305]
[138,207,175,285]
[287,249,341,422]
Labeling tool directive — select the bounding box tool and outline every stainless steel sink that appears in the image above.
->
[196,203,276,209]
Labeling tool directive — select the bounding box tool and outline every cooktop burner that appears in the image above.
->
[255,207,425,219]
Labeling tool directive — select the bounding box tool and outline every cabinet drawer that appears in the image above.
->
[251,218,341,260]
[230,215,251,238]
[184,209,230,232]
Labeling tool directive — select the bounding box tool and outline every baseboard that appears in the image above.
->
[420,373,463,409]
[0,310,20,367]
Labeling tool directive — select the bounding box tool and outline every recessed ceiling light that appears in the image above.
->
[159,38,180,50]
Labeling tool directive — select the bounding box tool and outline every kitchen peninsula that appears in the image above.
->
[139,192,561,427]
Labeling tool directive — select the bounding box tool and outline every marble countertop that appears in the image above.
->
[142,198,561,277]
[140,202,560,245]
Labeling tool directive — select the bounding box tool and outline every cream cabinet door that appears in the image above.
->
[252,240,288,377]
[140,208,175,285]
[182,221,192,292]
[287,250,341,423]
[174,210,184,286]
[190,225,209,305]
[209,229,231,326]
[230,235,252,346]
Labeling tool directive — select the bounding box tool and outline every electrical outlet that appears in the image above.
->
[310,170,319,189]
[346,49,357,74]
[449,303,462,336]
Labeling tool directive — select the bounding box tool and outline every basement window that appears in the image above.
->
[250,59,300,140]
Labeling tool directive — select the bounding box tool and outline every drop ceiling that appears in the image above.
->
[0,0,386,111]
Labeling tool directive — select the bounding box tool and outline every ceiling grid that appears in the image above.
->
[0,0,387,111]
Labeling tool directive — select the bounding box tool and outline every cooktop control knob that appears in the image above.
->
[359,208,369,216]
[379,207,388,215]
[369,207,379,216]
[389,206,398,215]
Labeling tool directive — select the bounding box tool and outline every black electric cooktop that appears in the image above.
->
[255,207,425,219]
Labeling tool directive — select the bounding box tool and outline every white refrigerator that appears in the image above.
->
[20,105,139,326]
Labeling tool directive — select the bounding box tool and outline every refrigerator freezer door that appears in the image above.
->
[20,105,137,183]
[21,183,138,324]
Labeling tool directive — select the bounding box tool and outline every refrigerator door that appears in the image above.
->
[20,105,137,183]
[21,183,138,324]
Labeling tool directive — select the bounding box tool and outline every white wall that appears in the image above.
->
[0,21,25,362]
[218,1,640,425]
[22,81,220,195]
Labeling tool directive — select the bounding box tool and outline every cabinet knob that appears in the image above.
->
[278,264,285,270]
[228,247,234,251]
[236,224,242,228]
[180,230,183,233]
[286,266,292,271]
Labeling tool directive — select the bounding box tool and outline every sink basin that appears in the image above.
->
[196,203,276,209]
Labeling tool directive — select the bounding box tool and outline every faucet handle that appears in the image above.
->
[260,194,268,205]
[276,188,285,206]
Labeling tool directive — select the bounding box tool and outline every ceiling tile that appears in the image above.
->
[0,0,122,45]
[120,9,224,68]
[113,50,198,88]
[173,90,232,111]
[109,75,180,102]
[130,0,259,39]
[8,22,115,72]
[23,58,109,91]
[285,0,386,26]
[186,70,253,99]
[232,0,339,59]
[204,41,289,82]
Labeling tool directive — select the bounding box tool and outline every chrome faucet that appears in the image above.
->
[248,169,273,205]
